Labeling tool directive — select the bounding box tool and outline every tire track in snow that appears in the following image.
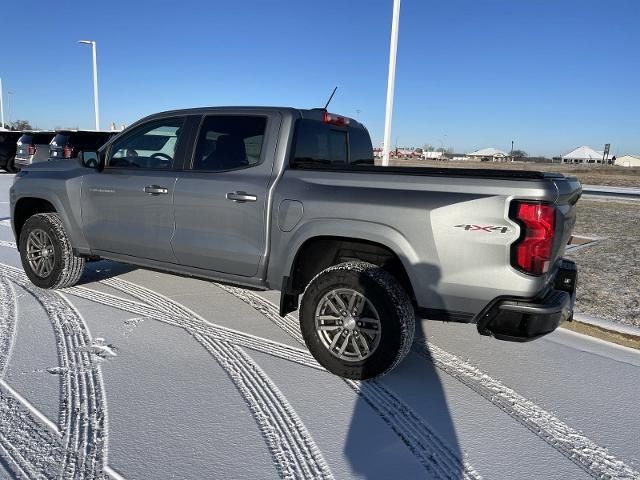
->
[99,277,333,480]
[0,240,16,249]
[63,282,321,370]
[0,381,65,479]
[0,277,17,377]
[196,333,332,480]
[0,265,108,479]
[413,340,640,480]
[215,284,481,480]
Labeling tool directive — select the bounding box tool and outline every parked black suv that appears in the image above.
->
[0,131,23,173]
[49,130,116,160]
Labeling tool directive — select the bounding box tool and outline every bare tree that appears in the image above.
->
[10,120,33,131]
[511,149,528,159]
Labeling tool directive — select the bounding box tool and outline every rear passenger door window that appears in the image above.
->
[108,118,185,169]
[192,115,267,171]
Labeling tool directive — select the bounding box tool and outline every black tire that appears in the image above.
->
[19,213,85,289]
[300,261,415,380]
[5,156,17,173]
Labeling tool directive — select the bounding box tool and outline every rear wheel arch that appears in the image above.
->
[280,235,416,315]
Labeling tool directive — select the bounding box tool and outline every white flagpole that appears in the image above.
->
[382,0,401,166]
[0,78,5,129]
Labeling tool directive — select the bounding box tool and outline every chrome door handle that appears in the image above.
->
[144,185,169,195]
[226,191,257,203]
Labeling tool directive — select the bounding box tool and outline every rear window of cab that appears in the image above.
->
[291,119,374,168]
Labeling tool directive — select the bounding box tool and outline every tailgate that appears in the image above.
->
[552,175,582,262]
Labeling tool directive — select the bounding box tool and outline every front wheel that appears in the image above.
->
[299,262,415,380]
[19,213,85,289]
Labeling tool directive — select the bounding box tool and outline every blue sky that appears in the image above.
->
[2,0,638,156]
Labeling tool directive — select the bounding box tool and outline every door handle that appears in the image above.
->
[144,185,169,195]
[226,191,257,203]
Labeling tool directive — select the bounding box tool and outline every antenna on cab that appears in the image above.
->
[323,86,338,110]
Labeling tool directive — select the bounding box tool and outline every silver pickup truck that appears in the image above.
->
[9,107,581,379]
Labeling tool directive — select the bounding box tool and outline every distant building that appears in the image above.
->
[561,146,606,164]
[421,151,444,160]
[372,147,419,159]
[467,148,508,162]
[616,155,640,167]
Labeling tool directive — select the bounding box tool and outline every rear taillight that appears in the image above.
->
[511,201,556,275]
[63,145,74,158]
[27,144,36,155]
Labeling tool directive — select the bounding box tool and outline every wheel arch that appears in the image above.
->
[13,197,58,245]
[275,220,421,316]
[12,195,86,254]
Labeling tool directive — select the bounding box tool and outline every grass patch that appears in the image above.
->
[566,199,640,327]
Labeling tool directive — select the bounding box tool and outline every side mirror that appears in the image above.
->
[79,150,100,169]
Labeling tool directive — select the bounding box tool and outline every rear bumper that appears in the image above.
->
[14,155,32,166]
[477,259,577,342]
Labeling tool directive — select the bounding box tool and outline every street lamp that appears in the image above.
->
[78,40,100,130]
[382,0,401,166]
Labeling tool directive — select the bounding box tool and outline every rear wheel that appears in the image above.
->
[299,261,415,380]
[5,156,17,173]
[19,213,85,289]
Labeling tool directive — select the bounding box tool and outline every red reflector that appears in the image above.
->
[323,111,350,126]
[513,202,556,275]
[63,145,73,159]
[27,144,36,155]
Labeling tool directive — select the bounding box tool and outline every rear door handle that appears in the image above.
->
[226,191,257,203]
[144,185,169,195]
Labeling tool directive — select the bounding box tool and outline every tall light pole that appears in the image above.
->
[7,91,13,127]
[0,77,4,129]
[78,40,100,130]
[382,0,401,166]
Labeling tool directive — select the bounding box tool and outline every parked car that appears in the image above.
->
[0,130,23,172]
[9,106,581,380]
[14,131,56,169]
[49,130,115,160]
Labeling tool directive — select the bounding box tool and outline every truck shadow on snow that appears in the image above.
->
[343,262,469,479]
[77,260,469,478]
[77,260,137,284]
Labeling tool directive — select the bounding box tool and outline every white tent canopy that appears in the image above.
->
[467,147,508,157]
[616,155,640,167]
[562,146,603,161]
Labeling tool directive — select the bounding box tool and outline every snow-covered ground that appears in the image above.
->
[0,172,639,480]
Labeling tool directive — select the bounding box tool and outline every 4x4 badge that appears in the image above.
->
[455,224,509,233]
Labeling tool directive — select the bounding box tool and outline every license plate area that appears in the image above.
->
[554,258,577,296]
